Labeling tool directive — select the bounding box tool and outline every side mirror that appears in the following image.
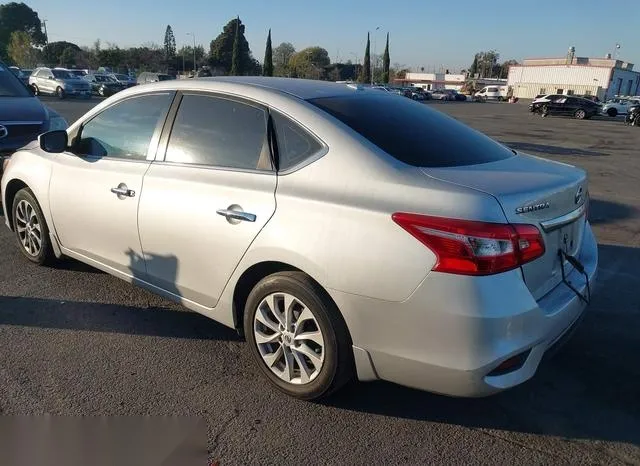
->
[39,130,68,153]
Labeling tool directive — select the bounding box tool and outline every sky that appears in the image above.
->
[26,0,640,72]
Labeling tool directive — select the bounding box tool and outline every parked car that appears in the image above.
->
[625,104,640,126]
[109,73,137,88]
[8,66,31,86]
[0,60,68,177]
[431,89,452,100]
[529,95,601,119]
[84,74,125,96]
[475,86,507,101]
[405,87,428,100]
[601,97,640,117]
[137,72,175,84]
[28,67,92,99]
[1,77,597,401]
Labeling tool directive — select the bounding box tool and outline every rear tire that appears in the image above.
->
[12,188,55,266]
[244,271,354,400]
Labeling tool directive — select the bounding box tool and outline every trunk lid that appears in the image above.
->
[421,153,588,301]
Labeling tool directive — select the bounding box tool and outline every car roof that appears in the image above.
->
[189,76,374,100]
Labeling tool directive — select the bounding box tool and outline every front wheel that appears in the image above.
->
[56,87,65,99]
[607,108,618,117]
[244,271,354,400]
[541,105,549,117]
[574,109,587,119]
[12,188,55,265]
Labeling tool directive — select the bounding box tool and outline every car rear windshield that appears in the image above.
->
[0,64,31,97]
[307,93,514,167]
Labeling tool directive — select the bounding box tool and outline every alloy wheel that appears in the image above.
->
[253,292,325,385]
[15,199,42,257]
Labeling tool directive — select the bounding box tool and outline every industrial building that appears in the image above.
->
[507,50,640,100]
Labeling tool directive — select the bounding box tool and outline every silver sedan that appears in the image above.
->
[1,77,598,400]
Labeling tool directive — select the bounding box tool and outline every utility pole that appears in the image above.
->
[42,19,48,44]
[187,33,196,74]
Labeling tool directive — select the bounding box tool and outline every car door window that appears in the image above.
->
[271,111,324,171]
[164,93,271,171]
[75,93,173,160]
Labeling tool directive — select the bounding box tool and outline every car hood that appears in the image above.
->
[0,96,47,122]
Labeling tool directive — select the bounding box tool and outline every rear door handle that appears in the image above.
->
[216,209,256,223]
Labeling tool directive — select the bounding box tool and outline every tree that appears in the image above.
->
[382,32,390,84]
[177,45,205,72]
[469,54,478,77]
[230,16,241,75]
[209,17,255,75]
[500,59,519,78]
[59,46,77,67]
[288,47,330,79]
[262,29,273,76]
[163,25,176,60]
[6,30,38,67]
[0,2,46,59]
[361,32,371,84]
[42,41,80,66]
[273,42,295,76]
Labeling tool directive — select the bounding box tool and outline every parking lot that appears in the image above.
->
[1,97,639,465]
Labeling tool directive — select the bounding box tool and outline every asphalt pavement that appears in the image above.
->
[1,96,639,465]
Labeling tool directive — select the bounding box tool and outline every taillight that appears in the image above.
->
[392,213,545,276]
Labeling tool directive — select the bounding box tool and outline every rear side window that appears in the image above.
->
[165,94,272,171]
[271,111,324,171]
[308,93,514,167]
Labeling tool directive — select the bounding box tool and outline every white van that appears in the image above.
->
[475,86,507,101]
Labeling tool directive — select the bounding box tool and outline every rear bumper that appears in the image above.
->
[331,221,598,397]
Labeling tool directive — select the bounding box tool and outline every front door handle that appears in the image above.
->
[111,184,135,198]
[216,208,256,223]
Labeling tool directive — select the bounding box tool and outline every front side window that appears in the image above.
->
[271,111,324,171]
[165,94,271,171]
[76,93,173,160]
[52,70,71,79]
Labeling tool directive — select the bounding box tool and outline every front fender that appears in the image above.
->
[1,149,60,256]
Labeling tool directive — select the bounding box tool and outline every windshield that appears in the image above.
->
[0,64,31,97]
[157,74,174,81]
[52,69,73,79]
[115,74,128,80]
[308,92,514,167]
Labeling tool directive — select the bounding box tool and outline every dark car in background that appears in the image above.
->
[529,95,601,119]
[83,73,125,96]
[0,60,68,176]
[109,73,137,88]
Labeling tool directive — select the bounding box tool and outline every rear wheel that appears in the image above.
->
[607,108,618,117]
[574,109,586,120]
[12,188,54,265]
[244,271,354,400]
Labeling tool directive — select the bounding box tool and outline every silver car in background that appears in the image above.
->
[28,67,91,99]
[1,77,597,400]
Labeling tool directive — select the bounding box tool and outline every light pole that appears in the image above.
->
[371,26,380,85]
[187,32,196,74]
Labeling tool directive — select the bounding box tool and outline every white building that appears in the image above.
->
[395,72,466,91]
[507,56,640,100]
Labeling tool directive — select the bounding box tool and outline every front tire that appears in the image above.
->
[244,271,354,400]
[607,108,618,117]
[574,109,586,120]
[12,188,54,265]
[56,87,65,99]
